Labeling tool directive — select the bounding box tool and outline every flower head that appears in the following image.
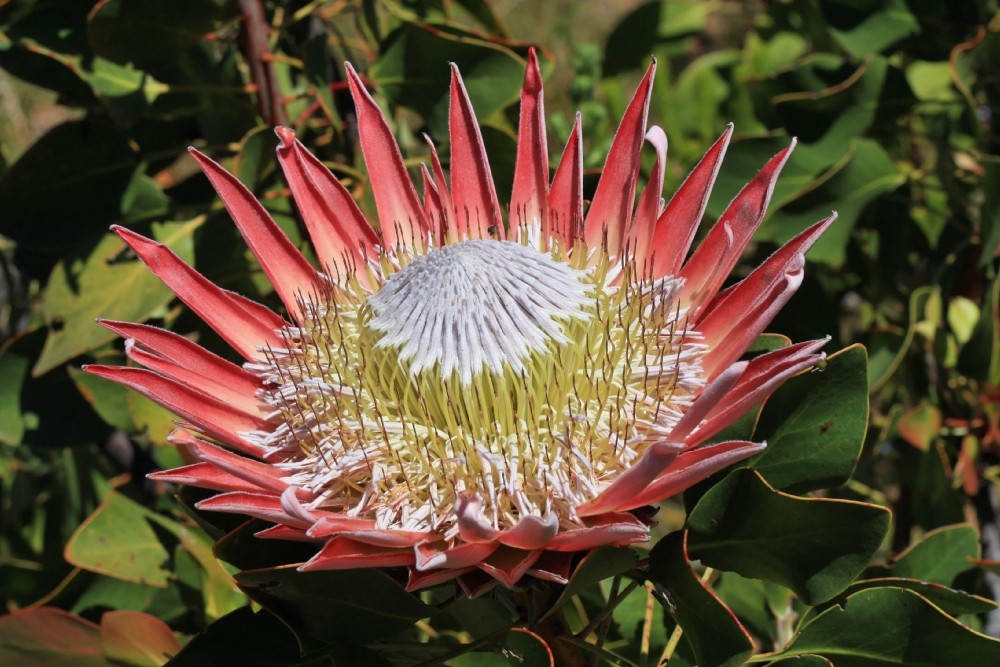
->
[86,51,833,595]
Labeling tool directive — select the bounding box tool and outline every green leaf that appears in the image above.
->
[603,0,718,76]
[748,345,868,492]
[68,366,134,433]
[767,657,834,667]
[233,126,278,191]
[34,216,203,376]
[542,547,640,620]
[888,524,980,586]
[233,566,432,645]
[612,585,669,657]
[370,23,526,139]
[100,610,180,667]
[648,531,752,667]
[779,587,1000,665]
[0,332,31,445]
[762,139,904,268]
[957,275,1000,382]
[87,0,225,72]
[0,607,113,667]
[0,120,137,256]
[86,58,168,125]
[912,444,966,529]
[174,526,247,622]
[121,169,170,222]
[687,469,890,605]
[71,577,159,616]
[64,491,174,587]
[714,571,792,645]
[452,0,511,37]
[449,628,555,666]
[838,578,995,615]
[826,0,920,58]
[0,6,96,100]
[981,159,1000,269]
[167,606,351,667]
[126,391,181,446]
[0,329,110,446]
[906,60,958,103]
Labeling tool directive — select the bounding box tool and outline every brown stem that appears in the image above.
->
[239,0,289,127]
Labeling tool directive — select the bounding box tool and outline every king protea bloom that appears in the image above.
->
[85,51,833,595]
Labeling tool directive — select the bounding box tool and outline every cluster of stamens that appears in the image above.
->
[251,236,705,537]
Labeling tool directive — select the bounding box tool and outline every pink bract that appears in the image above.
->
[86,50,833,595]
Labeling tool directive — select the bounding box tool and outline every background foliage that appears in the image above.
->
[1,0,999,665]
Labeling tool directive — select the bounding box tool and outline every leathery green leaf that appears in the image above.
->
[777,587,1000,666]
[648,531,752,667]
[837,578,995,615]
[749,345,869,492]
[687,469,890,605]
[887,524,980,586]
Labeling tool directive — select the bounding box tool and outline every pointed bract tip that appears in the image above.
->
[522,47,543,94]
[274,126,296,147]
[343,62,366,93]
[112,225,145,242]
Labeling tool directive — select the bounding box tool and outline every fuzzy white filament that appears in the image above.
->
[366,240,590,383]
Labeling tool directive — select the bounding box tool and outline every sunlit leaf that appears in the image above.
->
[34,217,203,376]
[64,491,175,587]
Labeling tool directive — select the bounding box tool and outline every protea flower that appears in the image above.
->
[85,50,833,596]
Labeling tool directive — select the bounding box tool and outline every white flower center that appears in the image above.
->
[366,240,590,383]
